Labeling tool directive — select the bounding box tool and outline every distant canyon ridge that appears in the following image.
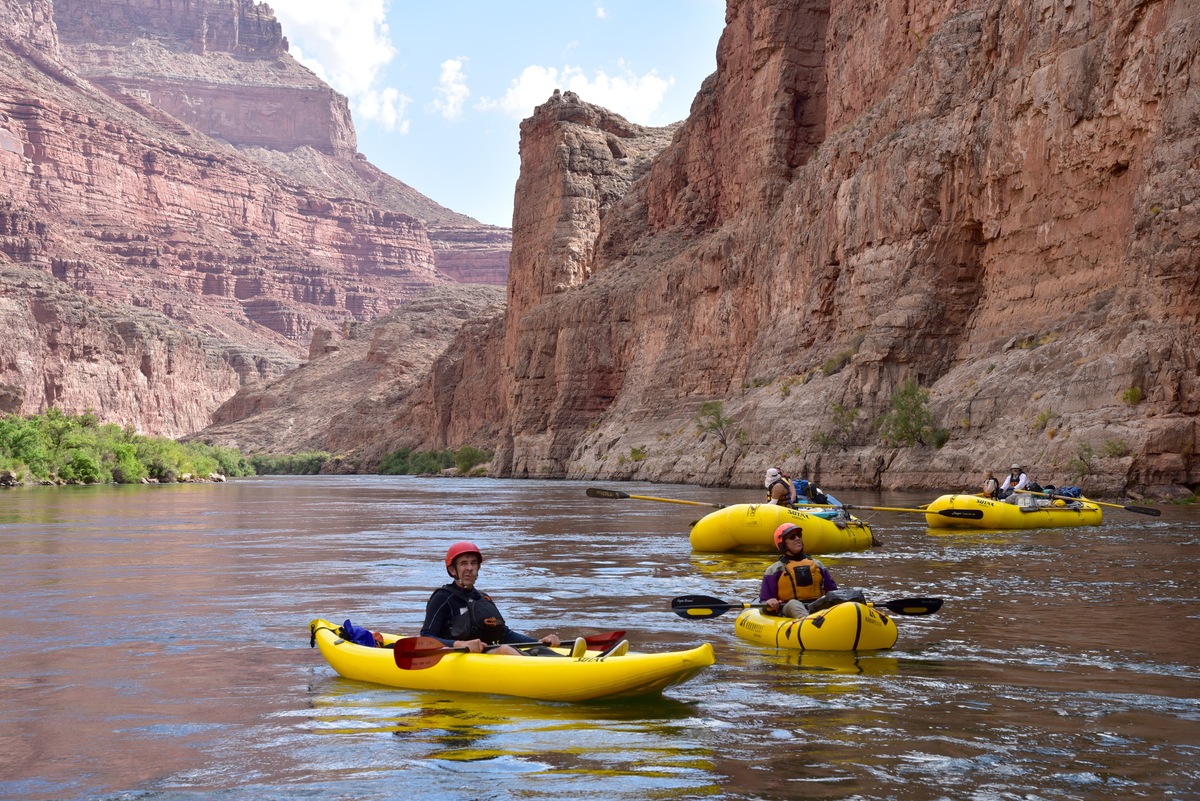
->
[1,0,1197,497]
[1,0,508,435]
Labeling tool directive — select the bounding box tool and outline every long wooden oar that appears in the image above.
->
[586,487,725,509]
[670,594,943,619]
[1018,489,1160,516]
[588,488,983,519]
[807,502,984,520]
[392,631,626,670]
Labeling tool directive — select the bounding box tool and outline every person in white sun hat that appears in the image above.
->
[998,463,1029,501]
[764,467,797,506]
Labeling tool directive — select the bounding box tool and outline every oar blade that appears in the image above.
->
[935,508,985,520]
[879,597,943,616]
[393,636,459,670]
[1124,505,1160,516]
[670,594,739,619]
[394,653,447,671]
[586,487,629,500]
[582,630,626,649]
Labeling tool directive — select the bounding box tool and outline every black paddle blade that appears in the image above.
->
[670,594,741,619]
[934,509,985,520]
[586,487,629,499]
[1125,505,1160,516]
[878,597,943,616]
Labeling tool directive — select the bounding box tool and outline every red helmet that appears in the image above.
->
[445,541,482,575]
[773,523,802,551]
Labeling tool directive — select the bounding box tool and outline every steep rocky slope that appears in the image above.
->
[367,0,1197,496]
[195,283,505,456]
[0,258,257,433]
[0,0,509,436]
[4,0,1194,495]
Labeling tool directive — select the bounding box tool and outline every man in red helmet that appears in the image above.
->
[758,524,840,618]
[420,541,583,657]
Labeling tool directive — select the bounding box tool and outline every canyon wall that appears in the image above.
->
[3,0,1193,494]
[0,0,510,436]
[195,283,506,457]
[377,0,1197,496]
[0,260,256,434]
[54,0,356,156]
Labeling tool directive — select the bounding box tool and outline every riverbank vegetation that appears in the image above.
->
[1,410,496,485]
[0,410,252,485]
[378,445,492,476]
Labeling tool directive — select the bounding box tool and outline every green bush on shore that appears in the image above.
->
[249,452,332,475]
[378,445,493,475]
[0,409,254,485]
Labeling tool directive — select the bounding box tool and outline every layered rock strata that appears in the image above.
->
[54,0,356,156]
[365,90,682,466]
[375,0,1197,495]
[0,0,510,433]
[195,283,506,456]
[0,261,282,436]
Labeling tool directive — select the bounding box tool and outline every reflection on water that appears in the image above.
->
[0,476,1198,800]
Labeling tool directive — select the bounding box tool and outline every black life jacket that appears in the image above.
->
[443,583,507,643]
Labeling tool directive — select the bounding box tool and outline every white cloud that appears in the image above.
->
[271,0,411,132]
[431,58,470,120]
[479,63,676,124]
[358,87,411,134]
[478,65,561,120]
[596,5,607,18]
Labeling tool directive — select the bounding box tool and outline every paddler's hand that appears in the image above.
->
[764,599,782,613]
[456,639,486,653]
[540,634,561,647]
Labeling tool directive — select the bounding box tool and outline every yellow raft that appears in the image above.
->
[734,604,898,651]
[690,503,876,553]
[923,494,1103,529]
[308,618,714,702]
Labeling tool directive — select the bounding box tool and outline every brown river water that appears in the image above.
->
[1,475,1197,800]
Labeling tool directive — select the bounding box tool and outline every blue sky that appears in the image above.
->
[269,1,727,228]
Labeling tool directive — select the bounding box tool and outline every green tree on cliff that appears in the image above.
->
[695,401,737,450]
[877,380,949,447]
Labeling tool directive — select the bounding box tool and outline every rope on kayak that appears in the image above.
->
[310,625,343,648]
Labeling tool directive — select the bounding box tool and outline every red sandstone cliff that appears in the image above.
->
[5,0,1194,494]
[0,0,510,436]
[193,282,505,457]
[367,0,1197,496]
[0,259,252,433]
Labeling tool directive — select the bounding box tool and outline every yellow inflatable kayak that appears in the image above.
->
[690,503,876,553]
[308,618,714,702]
[924,494,1102,529]
[734,604,898,651]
